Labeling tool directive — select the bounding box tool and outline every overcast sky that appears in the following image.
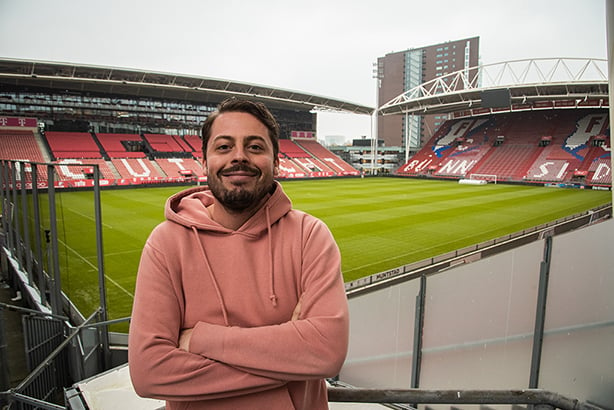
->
[0,0,608,141]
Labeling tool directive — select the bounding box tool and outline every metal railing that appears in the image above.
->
[327,386,605,410]
[0,304,99,409]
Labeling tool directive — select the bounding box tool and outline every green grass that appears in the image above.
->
[31,178,611,332]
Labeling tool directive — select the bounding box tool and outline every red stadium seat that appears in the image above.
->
[45,131,102,158]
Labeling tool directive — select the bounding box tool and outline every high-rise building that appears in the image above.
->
[376,36,480,150]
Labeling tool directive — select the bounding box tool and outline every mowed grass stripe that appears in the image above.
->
[27,178,610,332]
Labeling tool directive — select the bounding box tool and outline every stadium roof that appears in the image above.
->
[379,58,609,116]
[0,58,374,115]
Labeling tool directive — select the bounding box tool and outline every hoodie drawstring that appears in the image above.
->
[191,208,278,321]
[265,205,278,307]
[191,226,230,326]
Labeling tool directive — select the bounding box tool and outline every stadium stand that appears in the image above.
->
[278,157,309,178]
[155,157,203,179]
[397,118,491,177]
[172,135,195,153]
[111,157,165,180]
[396,109,611,186]
[0,129,46,162]
[0,129,50,185]
[279,139,310,158]
[291,156,335,176]
[182,134,203,158]
[44,131,102,159]
[5,109,605,187]
[470,143,540,181]
[54,158,117,181]
[588,156,612,185]
[143,133,186,153]
[296,139,360,176]
[95,133,147,158]
[1,126,360,184]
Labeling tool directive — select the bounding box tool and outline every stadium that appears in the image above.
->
[0,36,613,410]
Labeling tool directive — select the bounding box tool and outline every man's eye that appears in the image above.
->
[216,144,231,151]
[248,144,264,151]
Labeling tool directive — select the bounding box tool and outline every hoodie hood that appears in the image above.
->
[165,181,291,236]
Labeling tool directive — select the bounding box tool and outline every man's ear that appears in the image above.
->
[202,158,208,176]
[273,160,279,176]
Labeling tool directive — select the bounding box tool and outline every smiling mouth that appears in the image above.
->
[220,165,261,178]
[220,173,259,188]
[222,171,258,177]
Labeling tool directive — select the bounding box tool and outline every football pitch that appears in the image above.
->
[39,177,611,332]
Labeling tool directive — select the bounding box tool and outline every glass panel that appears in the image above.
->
[342,280,418,388]
[421,241,542,389]
[540,219,614,407]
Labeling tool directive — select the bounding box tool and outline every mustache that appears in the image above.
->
[219,164,261,176]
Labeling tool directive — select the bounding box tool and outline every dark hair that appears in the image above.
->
[201,98,280,159]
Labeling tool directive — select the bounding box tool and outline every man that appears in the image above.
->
[129,98,349,409]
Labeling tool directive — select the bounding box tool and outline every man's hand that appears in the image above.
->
[178,328,193,351]
[291,295,304,321]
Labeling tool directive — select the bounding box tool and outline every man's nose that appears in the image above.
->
[231,146,248,162]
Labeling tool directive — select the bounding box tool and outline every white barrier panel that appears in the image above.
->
[71,364,164,410]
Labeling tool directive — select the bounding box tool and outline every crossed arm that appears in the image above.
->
[178,299,302,351]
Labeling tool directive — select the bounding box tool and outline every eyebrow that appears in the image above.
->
[212,135,268,144]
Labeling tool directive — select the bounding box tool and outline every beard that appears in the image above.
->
[208,164,274,213]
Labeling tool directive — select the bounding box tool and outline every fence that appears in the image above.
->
[0,159,113,409]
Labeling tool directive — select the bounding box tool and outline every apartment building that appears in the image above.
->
[376,36,480,151]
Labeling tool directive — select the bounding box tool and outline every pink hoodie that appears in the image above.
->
[129,182,349,409]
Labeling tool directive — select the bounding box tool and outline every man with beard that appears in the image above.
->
[129,98,349,410]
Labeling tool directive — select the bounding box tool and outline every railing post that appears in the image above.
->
[19,162,33,285]
[0,307,9,407]
[529,235,553,388]
[10,164,19,258]
[93,165,110,371]
[411,275,426,389]
[46,165,62,316]
[30,165,46,304]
